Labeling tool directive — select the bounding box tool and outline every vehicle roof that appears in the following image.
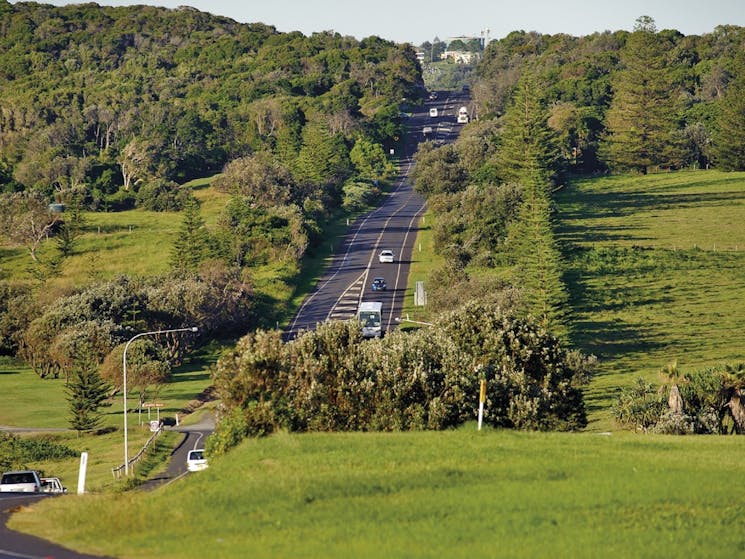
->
[373,276,385,281]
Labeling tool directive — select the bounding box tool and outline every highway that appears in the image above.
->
[286,90,467,338]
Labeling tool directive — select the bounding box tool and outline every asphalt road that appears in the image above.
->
[287,90,467,338]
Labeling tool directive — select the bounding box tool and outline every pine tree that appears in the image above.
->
[495,71,562,186]
[511,181,569,337]
[711,52,745,170]
[67,363,110,434]
[171,196,208,273]
[497,71,568,336]
[600,17,686,173]
[55,196,86,258]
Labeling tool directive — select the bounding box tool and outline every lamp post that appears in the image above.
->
[123,326,198,476]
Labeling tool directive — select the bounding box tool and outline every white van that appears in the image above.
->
[187,449,208,472]
[0,470,42,492]
[429,107,438,117]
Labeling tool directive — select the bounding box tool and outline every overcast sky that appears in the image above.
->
[17,0,745,45]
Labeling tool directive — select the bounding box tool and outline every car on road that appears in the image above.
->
[187,449,208,472]
[371,277,387,291]
[428,92,438,100]
[1,470,42,492]
[379,250,394,263]
[40,477,67,493]
[429,107,438,117]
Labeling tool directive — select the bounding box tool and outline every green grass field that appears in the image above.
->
[556,170,745,428]
[9,429,745,559]
[6,169,745,557]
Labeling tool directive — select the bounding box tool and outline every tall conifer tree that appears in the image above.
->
[711,52,745,170]
[499,71,568,336]
[601,17,686,173]
[171,196,208,273]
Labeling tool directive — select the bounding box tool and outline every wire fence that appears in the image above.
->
[111,424,163,479]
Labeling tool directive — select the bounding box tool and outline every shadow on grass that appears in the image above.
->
[559,188,745,223]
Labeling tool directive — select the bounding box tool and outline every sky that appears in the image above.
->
[17,0,745,45]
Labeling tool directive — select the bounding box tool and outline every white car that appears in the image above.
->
[0,470,42,492]
[379,250,394,263]
[187,449,208,472]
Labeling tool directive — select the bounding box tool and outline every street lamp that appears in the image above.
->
[122,326,198,476]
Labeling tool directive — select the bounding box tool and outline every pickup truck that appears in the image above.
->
[40,477,67,493]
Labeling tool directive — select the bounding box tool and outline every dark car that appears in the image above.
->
[371,277,387,291]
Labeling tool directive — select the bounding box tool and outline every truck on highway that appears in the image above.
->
[358,301,383,338]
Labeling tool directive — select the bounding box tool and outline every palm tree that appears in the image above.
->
[659,360,684,414]
[721,363,745,434]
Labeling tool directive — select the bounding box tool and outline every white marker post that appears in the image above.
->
[77,451,88,495]
[477,379,486,431]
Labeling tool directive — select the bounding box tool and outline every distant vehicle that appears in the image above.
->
[40,477,66,493]
[187,449,208,472]
[379,249,394,263]
[457,106,469,124]
[428,92,438,100]
[422,126,433,135]
[429,107,438,117]
[358,301,383,338]
[0,470,42,493]
[371,277,387,291]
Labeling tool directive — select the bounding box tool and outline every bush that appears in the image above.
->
[211,302,590,446]
[135,180,191,212]
[0,432,77,471]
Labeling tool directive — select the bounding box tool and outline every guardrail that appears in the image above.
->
[112,424,163,479]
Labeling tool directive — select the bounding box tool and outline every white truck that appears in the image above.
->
[457,106,469,124]
[358,301,383,338]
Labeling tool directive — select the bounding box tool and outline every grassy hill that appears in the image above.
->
[10,429,745,558]
[557,170,745,428]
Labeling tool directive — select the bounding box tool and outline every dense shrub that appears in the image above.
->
[612,365,745,434]
[0,432,77,471]
[210,302,590,454]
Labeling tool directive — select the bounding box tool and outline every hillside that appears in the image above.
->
[558,170,745,427]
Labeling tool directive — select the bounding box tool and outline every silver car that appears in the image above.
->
[187,449,208,472]
[379,250,394,263]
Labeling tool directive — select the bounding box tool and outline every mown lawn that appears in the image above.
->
[10,429,745,559]
[556,170,745,428]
